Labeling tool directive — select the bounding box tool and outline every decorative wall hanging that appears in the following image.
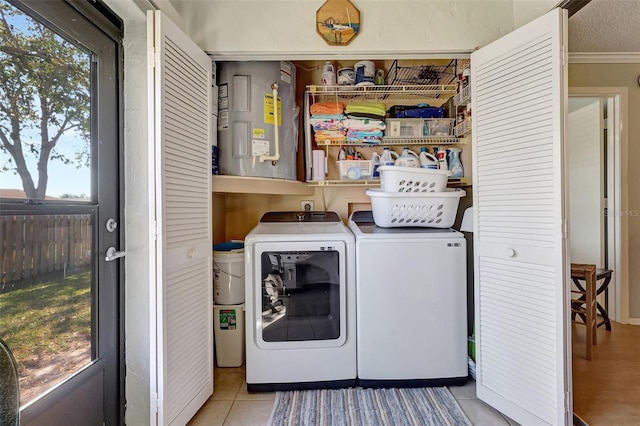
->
[316,0,360,46]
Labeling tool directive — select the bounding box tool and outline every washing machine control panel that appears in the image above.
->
[260,211,340,223]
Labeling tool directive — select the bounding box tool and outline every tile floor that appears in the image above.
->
[188,364,519,426]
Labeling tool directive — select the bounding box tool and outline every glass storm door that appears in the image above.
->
[0,0,122,424]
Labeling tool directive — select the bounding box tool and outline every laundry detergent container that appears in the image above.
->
[213,241,245,305]
[217,61,298,180]
[214,303,245,367]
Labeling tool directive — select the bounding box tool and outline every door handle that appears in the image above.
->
[105,247,126,262]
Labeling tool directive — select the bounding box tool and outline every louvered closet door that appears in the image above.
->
[471,8,570,426]
[149,11,213,426]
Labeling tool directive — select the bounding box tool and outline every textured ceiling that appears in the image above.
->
[568,0,640,52]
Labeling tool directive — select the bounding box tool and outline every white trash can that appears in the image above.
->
[213,241,245,305]
[213,303,245,367]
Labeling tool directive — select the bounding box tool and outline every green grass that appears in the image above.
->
[0,269,92,371]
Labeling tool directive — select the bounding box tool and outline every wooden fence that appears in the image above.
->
[0,214,92,286]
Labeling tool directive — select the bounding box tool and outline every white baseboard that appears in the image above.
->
[629,318,640,325]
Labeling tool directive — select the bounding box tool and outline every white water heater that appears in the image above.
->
[217,61,298,180]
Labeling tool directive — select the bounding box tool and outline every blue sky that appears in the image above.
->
[0,3,91,198]
[0,136,91,198]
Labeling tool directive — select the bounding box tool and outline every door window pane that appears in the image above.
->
[0,214,93,405]
[0,1,91,201]
[261,250,341,342]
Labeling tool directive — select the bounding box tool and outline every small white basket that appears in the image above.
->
[338,160,374,180]
[378,166,450,193]
[366,188,466,228]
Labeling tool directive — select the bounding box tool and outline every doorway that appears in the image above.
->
[0,0,123,424]
[568,92,624,323]
[568,90,633,423]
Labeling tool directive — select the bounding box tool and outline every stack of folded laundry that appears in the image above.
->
[310,101,346,143]
[343,102,387,144]
[310,101,390,145]
[343,118,386,144]
[344,102,387,120]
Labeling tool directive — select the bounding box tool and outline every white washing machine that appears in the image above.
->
[244,211,356,391]
[348,211,468,388]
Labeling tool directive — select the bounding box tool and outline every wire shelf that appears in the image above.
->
[307,177,470,187]
[307,84,456,102]
[454,85,471,106]
[454,119,472,137]
[314,136,461,147]
[308,179,381,187]
[385,60,457,89]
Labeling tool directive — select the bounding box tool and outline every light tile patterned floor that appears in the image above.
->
[188,364,518,426]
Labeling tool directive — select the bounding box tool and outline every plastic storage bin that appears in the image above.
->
[385,118,426,138]
[378,166,450,193]
[426,118,456,136]
[214,303,245,367]
[366,188,466,228]
[337,160,374,180]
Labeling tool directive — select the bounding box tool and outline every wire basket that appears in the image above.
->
[366,188,466,228]
[385,59,456,87]
[378,166,450,193]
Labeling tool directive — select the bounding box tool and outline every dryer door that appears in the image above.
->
[252,240,347,349]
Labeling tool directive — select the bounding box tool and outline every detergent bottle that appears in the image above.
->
[380,147,398,166]
[448,147,464,178]
[321,61,336,86]
[395,147,420,167]
[436,147,448,171]
[418,147,439,169]
[371,152,381,178]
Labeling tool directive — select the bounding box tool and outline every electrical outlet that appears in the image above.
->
[301,200,314,211]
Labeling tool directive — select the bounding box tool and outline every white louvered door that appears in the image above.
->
[471,8,571,426]
[148,11,213,426]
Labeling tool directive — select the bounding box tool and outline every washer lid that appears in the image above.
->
[350,210,375,225]
[348,211,462,237]
[260,211,340,223]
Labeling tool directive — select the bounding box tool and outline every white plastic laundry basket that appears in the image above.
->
[378,166,450,193]
[366,188,466,228]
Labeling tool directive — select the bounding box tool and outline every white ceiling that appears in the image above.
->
[568,0,640,52]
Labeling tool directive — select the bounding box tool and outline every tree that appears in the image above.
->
[0,2,90,199]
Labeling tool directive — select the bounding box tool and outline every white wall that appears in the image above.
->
[102,1,157,424]
[170,0,552,59]
[512,0,557,28]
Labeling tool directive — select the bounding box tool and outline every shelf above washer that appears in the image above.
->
[315,136,464,147]
[212,175,314,195]
[307,177,471,187]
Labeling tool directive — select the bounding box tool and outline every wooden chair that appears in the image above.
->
[570,263,597,360]
[572,268,613,331]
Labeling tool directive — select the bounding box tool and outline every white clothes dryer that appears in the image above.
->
[244,211,356,391]
[348,211,468,388]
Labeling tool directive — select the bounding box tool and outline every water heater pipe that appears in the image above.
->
[259,82,280,165]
